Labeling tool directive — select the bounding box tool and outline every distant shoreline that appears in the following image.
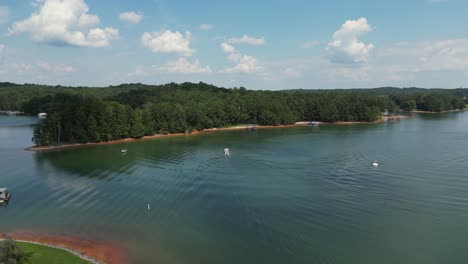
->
[0,110,25,115]
[25,123,309,151]
[25,116,406,152]
[410,109,467,114]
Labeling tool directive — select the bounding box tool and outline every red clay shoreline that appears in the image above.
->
[4,231,125,264]
[25,117,407,152]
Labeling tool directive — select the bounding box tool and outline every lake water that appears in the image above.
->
[1,113,468,263]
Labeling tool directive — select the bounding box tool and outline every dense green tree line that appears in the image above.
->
[2,82,467,111]
[0,82,463,146]
[390,93,465,112]
[32,94,141,145]
[0,83,148,111]
[29,83,397,146]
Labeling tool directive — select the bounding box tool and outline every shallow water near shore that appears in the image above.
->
[2,113,468,263]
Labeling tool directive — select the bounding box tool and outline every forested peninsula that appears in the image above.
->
[0,82,466,147]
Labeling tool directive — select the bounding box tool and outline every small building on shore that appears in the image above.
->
[38,113,47,119]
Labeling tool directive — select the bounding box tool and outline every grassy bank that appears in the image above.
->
[17,242,92,264]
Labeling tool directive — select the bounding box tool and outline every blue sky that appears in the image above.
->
[0,0,468,89]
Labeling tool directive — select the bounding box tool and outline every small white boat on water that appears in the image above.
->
[373,160,379,167]
[121,148,127,153]
[0,188,11,205]
[224,148,230,156]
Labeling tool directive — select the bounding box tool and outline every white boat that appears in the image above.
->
[0,188,11,205]
[224,148,230,156]
[373,161,379,167]
[121,149,127,153]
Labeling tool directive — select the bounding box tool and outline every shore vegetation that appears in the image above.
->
[0,82,465,146]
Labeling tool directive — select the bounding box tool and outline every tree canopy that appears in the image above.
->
[0,82,464,146]
[0,237,33,264]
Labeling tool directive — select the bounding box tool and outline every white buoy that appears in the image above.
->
[147,203,150,211]
[224,148,230,156]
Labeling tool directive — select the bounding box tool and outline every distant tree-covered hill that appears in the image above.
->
[0,83,152,111]
[286,86,468,97]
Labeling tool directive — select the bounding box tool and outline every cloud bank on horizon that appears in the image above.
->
[0,0,467,89]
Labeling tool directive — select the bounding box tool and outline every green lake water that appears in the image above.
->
[1,113,468,263]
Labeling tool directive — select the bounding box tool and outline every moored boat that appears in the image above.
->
[0,188,11,205]
[247,125,257,131]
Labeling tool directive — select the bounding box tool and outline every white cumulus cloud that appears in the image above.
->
[221,41,262,73]
[227,35,266,46]
[379,38,468,72]
[221,42,236,53]
[327,17,374,64]
[141,30,195,56]
[8,0,119,48]
[227,53,242,62]
[221,42,241,62]
[155,58,212,74]
[77,13,99,27]
[119,12,143,24]
[222,55,262,74]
